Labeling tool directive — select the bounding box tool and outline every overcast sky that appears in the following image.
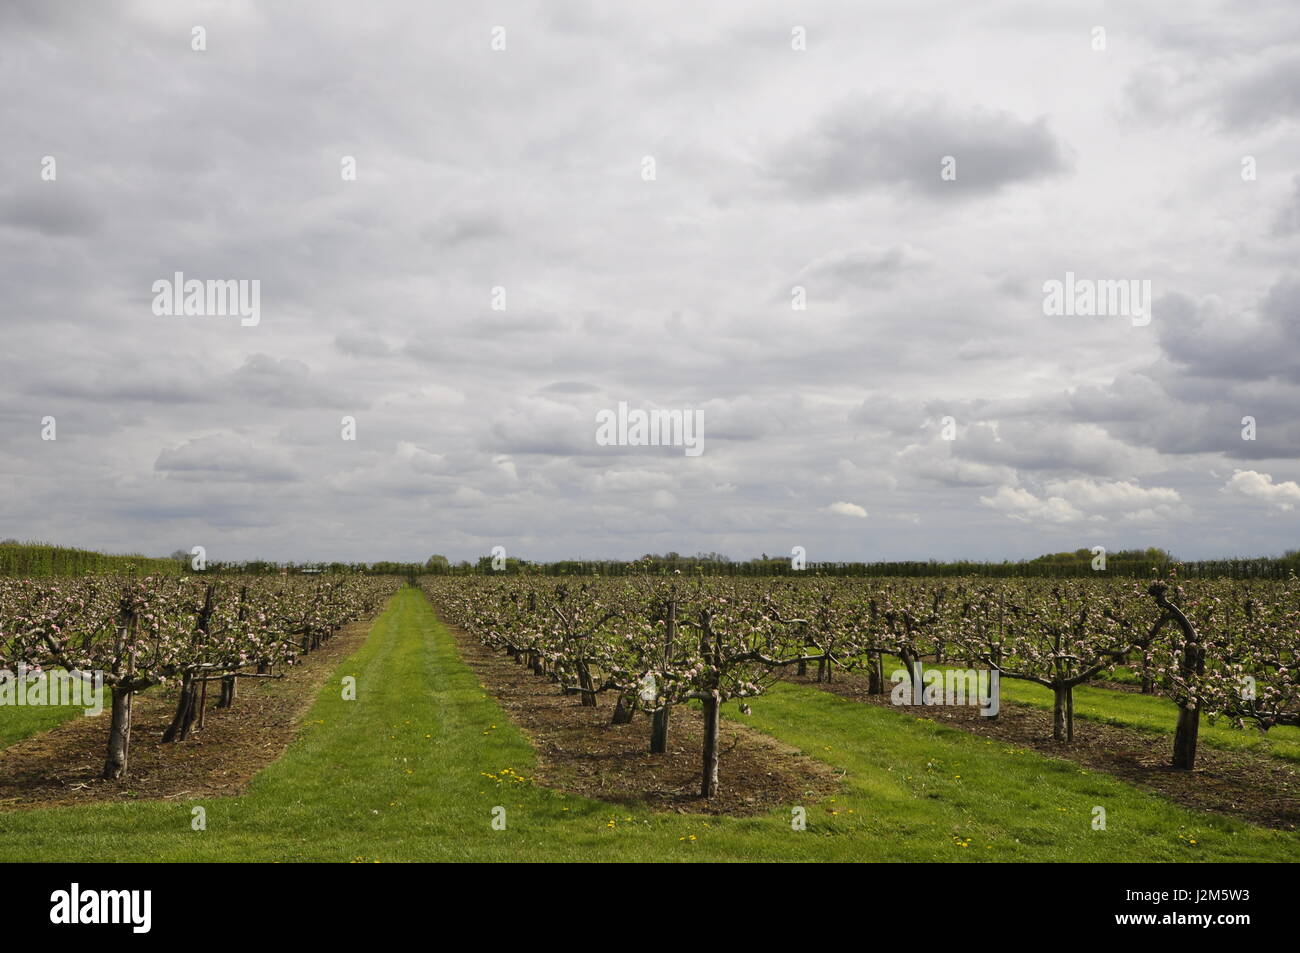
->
[2,0,1299,564]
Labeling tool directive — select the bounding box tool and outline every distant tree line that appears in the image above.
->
[7,542,1298,581]
[413,548,1300,580]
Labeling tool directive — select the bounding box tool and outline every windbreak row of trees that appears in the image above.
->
[0,542,180,578]
[0,574,399,778]
[17,540,1297,581]
[424,574,1300,798]
[430,548,1300,580]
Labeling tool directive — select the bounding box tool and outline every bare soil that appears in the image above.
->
[451,626,841,816]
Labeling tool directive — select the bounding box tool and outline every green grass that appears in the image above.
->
[885,657,1300,763]
[0,588,1294,861]
[0,673,100,748]
[1,706,88,749]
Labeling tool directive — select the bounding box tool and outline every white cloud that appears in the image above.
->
[1223,469,1300,510]
[827,501,868,519]
[979,486,1084,524]
[1043,478,1181,509]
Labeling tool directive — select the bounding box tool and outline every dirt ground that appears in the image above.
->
[793,668,1300,830]
[0,617,373,809]
[451,627,841,816]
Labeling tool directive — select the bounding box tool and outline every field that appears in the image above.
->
[2,581,1297,862]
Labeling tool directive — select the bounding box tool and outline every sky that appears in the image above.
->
[1,0,1298,565]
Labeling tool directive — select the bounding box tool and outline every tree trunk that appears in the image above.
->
[611,693,635,724]
[650,707,670,753]
[900,649,922,698]
[700,695,721,798]
[1172,704,1199,769]
[650,595,676,753]
[103,687,133,779]
[867,653,884,694]
[1052,684,1073,741]
[1150,583,1203,771]
[162,672,196,742]
[196,676,208,731]
[796,659,807,677]
[578,663,596,707]
[217,674,236,708]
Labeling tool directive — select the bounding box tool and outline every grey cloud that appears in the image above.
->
[424,211,509,247]
[794,244,930,294]
[769,94,1068,199]
[540,381,601,394]
[226,355,359,410]
[155,434,300,483]
[0,184,103,237]
[335,330,392,358]
[1217,51,1300,129]
[1124,45,1300,131]
[956,421,1157,477]
[1157,277,1300,383]
[1273,176,1300,236]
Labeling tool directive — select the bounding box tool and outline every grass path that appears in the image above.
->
[0,588,1294,861]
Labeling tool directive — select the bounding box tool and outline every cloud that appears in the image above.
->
[769,93,1068,199]
[978,478,1185,525]
[1217,50,1300,130]
[827,501,868,519]
[979,485,1084,524]
[1125,47,1300,131]
[2,2,1299,563]
[334,330,391,357]
[540,381,601,395]
[794,244,931,293]
[956,422,1156,477]
[226,355,357,410]
[1156,277,1300,383]
[0,183,104,237]
[1041,478,1181,510]
[1273,176,1300,237]
[1223,469,1300,510]
[898,441,1015,488]
[155,434,299,483]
